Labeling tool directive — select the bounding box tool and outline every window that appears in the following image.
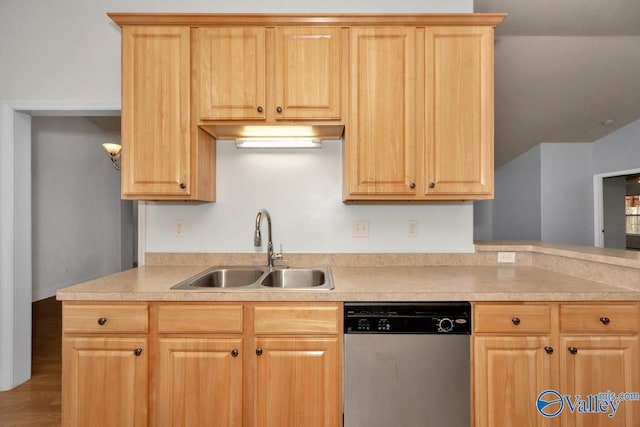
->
[626,195,640,235]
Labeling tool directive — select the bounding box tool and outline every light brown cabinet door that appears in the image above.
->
[121,26,191,197]
[346,27,417,196]
[274,27,342,120]
[253,337,341,427]
[560,336,640,427]
[473,336,558,427]
[156,338,243,427]
[197,27,266,120]
[62,337,148,427]
[425,26,494,197]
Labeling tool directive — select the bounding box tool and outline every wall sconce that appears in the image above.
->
[102,143,121,170]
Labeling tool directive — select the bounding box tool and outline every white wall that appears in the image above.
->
[540,143,593,245]
[491,145,542,240]
[31,117,132,301]
[148,141,474,254]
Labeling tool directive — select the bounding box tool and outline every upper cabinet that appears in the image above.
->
[196,27,266,121]
[344,22,499,201]
[424,27,494,198]
[110,14,504,202]
[196,26,343,122]
[346,27,418,196]
[120,25,214,201]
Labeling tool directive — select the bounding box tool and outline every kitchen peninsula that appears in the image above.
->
[57,242,640,426]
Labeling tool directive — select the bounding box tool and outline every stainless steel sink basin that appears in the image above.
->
[260,268,328,289]
[172,267,267,289]
[171,266,334,290]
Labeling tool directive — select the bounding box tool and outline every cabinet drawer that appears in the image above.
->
[63,303,149,334]
[560,304,639,334]
[158,304,243,334]
[253,304,340,335]
[474,304,551,334]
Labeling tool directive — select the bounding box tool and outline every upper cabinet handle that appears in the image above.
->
[276,106,283,113]
[257,106,263,113]
[599,317,610,325]
[428,182,435,189]
[409,182,416,189]
[179,183,187,189]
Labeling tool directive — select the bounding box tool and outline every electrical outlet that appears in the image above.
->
[352,220,369,238]
[497,251,516,263]
[175,220,185,237]
[407,220,418,237]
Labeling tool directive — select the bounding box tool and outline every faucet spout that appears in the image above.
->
[254,209,282,268]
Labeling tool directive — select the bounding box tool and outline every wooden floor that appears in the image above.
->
[0,297,62,426]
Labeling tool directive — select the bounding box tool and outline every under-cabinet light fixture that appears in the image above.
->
[102,143,122,170]
[234,137,322,149]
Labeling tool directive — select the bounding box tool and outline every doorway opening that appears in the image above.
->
[594,168,640,249]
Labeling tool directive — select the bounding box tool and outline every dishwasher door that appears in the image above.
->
[344,334,470,427]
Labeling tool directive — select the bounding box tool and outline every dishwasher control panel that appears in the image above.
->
[344,302,471,334]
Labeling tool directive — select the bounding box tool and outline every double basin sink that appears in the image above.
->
[171,266,334,291]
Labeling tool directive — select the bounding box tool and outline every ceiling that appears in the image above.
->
[475,0,640,166]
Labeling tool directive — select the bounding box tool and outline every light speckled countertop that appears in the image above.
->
[56,263,640,302]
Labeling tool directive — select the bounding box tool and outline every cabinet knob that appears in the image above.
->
[134,348,143,356]
[231,349,239,357]
[568,346,578,355]
[276,106,283,114]
[409,182,416,189]
[257,106,263,113]
[544,346,554,354]
[599,317,610,325]
[511,317,521,326]
[256,348,263,356]
[179,183,187,189]
[97,317,107,325]
[428,182,435,189]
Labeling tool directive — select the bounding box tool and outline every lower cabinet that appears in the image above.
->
[156,338,243,427]
[473,302,640,427]
[252,337,341,427]
[62,301,342,427]
[473,336,556,427]
[61,303,149,427]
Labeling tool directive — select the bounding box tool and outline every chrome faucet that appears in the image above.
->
[254,209,283,268]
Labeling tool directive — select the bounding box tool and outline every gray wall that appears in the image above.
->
[492,145,542,240]
[540,143,593,245]
[31,117,133,300]
[478,117,640,246]
[593,119,640,174]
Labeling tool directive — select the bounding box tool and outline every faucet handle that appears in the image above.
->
[272,243,284,261]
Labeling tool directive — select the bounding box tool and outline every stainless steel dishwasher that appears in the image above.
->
[343,302,471,427]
